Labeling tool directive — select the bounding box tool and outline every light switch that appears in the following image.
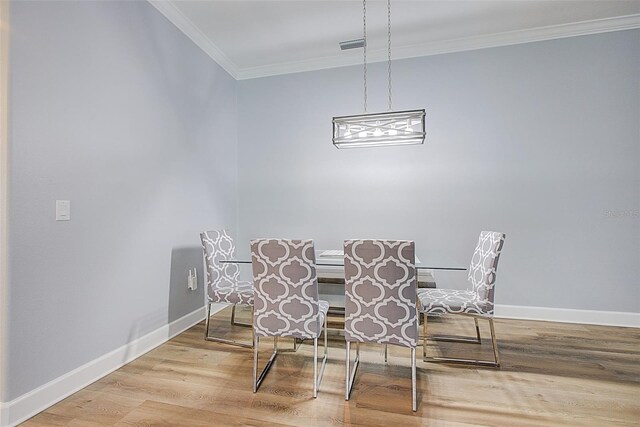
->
[56,200,70,221]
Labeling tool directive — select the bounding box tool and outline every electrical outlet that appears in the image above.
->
[187,268,198,291]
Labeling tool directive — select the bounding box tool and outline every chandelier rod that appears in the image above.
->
[387,0,392,111]
[362,0,393,112]
[363,0,367,112]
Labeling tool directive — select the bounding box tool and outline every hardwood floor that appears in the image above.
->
[22,307,640,426]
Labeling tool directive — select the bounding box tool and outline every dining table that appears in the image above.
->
[221,250,466,316]
[221,249,467,271]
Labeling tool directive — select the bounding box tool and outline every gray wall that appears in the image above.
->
[7,1,237,400]
[237,30,640,314]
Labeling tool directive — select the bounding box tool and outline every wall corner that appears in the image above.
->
[0,0,11,413]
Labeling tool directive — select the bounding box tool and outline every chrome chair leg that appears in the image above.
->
[422,312,428,361]
[315,316,328,398]
[489,318,500,367]
[345,341,360,400]
[474,317,482,343]
[253,336,278,392]
[204,302,212,340]
[252,335,258,392]
[345,341,349,400]
[313,336,318,397]
[278,337,303,353]
[324,316,328,354]
[204,302,253,348]
[313,317,328,398]
[411,346,417,412]
[230,303,252,327]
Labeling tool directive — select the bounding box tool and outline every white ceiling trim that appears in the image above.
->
[148,0,240,79]
[147,1,640,81]
[237,14,640,80]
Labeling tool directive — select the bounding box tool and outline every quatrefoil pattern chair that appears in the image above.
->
[419,231,506,367]
[250,239,329,398]
[344,240,418,412]
[200,229,254,348]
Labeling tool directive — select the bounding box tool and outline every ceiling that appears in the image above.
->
[149,0,640,79]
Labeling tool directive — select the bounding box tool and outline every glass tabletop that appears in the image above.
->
[220,258,466,271]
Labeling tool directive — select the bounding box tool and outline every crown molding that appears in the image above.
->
[237,14,640,80]
[147,0,640,81]
[392,13,640,61]
[147,0,240,79]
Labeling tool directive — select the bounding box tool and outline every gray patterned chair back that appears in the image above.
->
[468,231,506,313]
[344,240,418,348]
[200,229,240,301]
[251,239,322,339]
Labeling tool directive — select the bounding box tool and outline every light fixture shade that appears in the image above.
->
[332,109,425,148]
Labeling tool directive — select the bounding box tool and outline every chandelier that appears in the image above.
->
[333,0,425,149]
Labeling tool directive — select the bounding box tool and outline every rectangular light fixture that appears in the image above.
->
[332,109,426,149]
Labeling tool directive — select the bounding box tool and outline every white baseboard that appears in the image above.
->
[0,402,8,427]
[495,304,640,328]
[0,305,219,427]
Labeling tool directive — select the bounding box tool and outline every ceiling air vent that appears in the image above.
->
[339,38,366,50]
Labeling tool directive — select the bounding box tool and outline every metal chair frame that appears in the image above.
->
[230,303,252,327]
[253,316,328,397]
[346,341,417,412]
[422,312,500,367]
[204,302,254,348]
[204,302,301,351]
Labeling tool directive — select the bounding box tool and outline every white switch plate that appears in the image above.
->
[56,200,70,221]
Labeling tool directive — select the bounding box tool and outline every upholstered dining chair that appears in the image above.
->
[250,239,329,398]
[419,231,506,367]
[200,229,254,348]
[344,239,418,412]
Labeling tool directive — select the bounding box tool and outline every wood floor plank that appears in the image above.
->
[21,314,640,426]
[115,400,291,427]
[20,412,73,427]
